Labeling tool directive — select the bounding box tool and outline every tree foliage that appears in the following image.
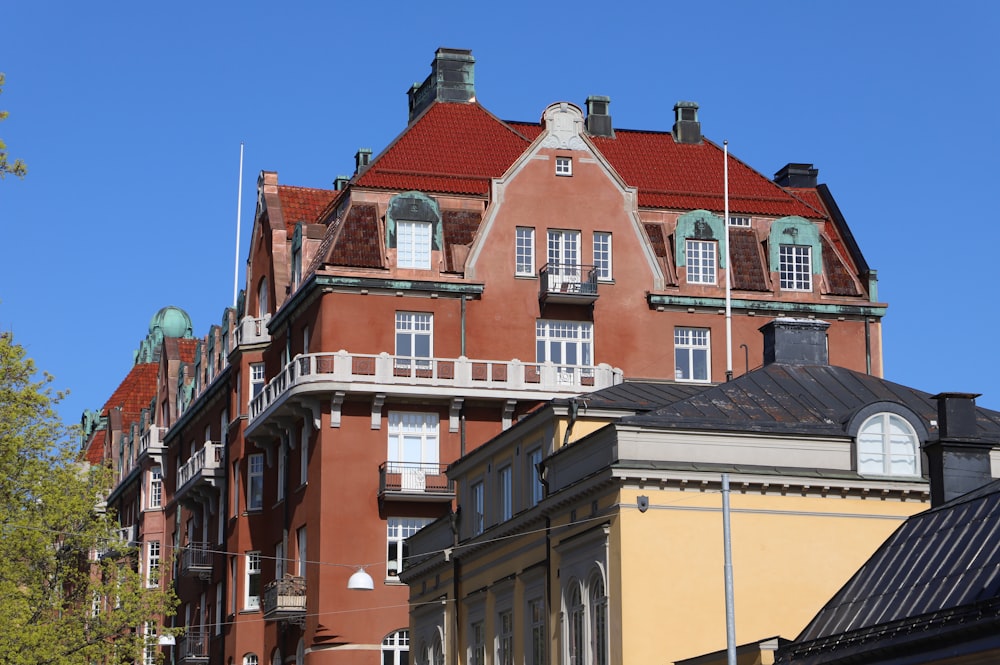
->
[0,332,176,664]
[1,73,27,179]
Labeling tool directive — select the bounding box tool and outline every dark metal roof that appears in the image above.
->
[577,380,708,412]
[780,478,1000,664]
[622,363,1000,438]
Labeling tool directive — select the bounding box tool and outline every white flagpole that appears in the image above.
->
[724,141,733,381]
[233,142,245,309]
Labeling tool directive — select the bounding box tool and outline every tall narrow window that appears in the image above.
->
[471,481,485,536]
[386,517,432,578]
[232,461,241,514]
[296,526,307,579]
[300,423,309,486]
[470,621,485,665]
[529,448,544,506]
[499,465,513,521]
[247,454,264,511]
[382,630,410,665]
[686,239,717,284]
[397,220,432,269]
[591,576,609,665]
[146,541,161,587]
[148,466,162,509]
[516,227,536,276]
[529,597,547,665]
[779,244,812,290]
[277,444,286,501]
[245,552,261,610]
[250,363,265,402]
[291,246,302,291]
[275,542,285,580]
[395,313,433,369]
[569,584,585,665]
[593,232,612,281]
[497,610,514,665]
[547,230,581,289]
[674,328,710,382]
[387,412,440,491]
[257,278,269,318]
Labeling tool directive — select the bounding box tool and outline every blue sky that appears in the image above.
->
[2,1,998,426]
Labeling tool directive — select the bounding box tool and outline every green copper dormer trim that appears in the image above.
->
[769,217,822,275]
[386,191,444,253]
[647,293,886,318]
[675,210,728,269]
[80,408,107,446]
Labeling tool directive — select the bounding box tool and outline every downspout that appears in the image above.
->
[449,511,461,665]
[460,295,467,357]
[864,317,872,375]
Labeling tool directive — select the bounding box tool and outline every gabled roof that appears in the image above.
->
[276,184,338,234]
[781,479,1000,664]
[100,362,159,423]
[354,101,827,219]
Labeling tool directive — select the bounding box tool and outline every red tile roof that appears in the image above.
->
[100,362,159,425]
[355,101,827,219]
[277,185,338,234]
[178,338,198,364]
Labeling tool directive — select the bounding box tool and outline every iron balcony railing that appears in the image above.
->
[262,576,307,621]
[539,262,599,298]
[178,630,210,662]
[379,461,454,499]
[180,542,213,576]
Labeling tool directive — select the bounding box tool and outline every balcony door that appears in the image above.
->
[547,230,581,291]
[387,412,439,491]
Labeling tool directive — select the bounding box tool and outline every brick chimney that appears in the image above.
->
[759,318,829,366]
[924,393,995,507]
[407,48,476,122]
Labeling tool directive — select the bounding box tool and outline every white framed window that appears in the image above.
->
[244,655,259,665]
[675,327,710,382]
[245,552,261,610]
[547,230,581,289]
[470,621,485,665]
[143,621,157,665]
[398,220,432,269]
[275,541,285,580]
[686,239,717,284]
[387,517,433,578]
[382,630,410,665]
[146,541,161,587]
[497,610,514,665]
[516,227,536,276]
[471,480,485,536]
[148,466,162,509]
[395,312,433,369]
[555,156,572,176]
[498,465,513,521]
[593,232,612,281]
[250,363,265,402]
[779,244,812,290]
[536,320,593,375]
[257,278,268,318]
[528,596,546,665]
[590,575,609,665]
[857,413,920,476]
[387,412,440,491]
[528,448,544,506]
[729,215,752,227]
[296,526,307,579]
[247,453,264,511]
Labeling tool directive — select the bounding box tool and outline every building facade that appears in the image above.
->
[86,47,886,664]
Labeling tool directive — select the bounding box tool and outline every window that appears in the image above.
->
[858,413,919,476]
[229,557,237,614]
[555,156,572,176]
[232,461,241,514]
[296,526,307,579]
[536,320,593,378]
[382,630,410,665]
[395,312,433,369]
[257,278,268,318]
[590,576,609,665]
[143,622,157,665]
[387,517,432,578]
[398,220,432,269]
[300,423,309,486]
[528,597,547,665]
[516,227,536,276]
[292,246,302,291]
[277,444,286,501]
[250,363,265,402]
[779,244,812,290]
[674,327,710,382]
[244,655,259,665]
[247,454,264,511]
[593,232,612,281]
[146,541,160,587]
[245,552,261,610]
[387,412,440,491]
[470,621,485,665]
[432,633,445,665]
[148,466,162,509]
[686,239,717,284]
[471,481,485,536]
[569,584,585,665]
[529,448,544,506]
[275,541,285,580]
[498,465,513,521]
[497,610,513,665]
[547,230,581,289]
[729,215,751,227]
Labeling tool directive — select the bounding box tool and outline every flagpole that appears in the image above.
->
[724,141,733,381]
[233,142,245,309]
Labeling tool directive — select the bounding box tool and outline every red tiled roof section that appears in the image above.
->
[277,185,338,234]
[356,103,533,195]
[729,228,769,291]
[821,236,861,296]
[328,204,383,268]
[101,362,159,425]
[442,209,482,272]
[178,338,198,364]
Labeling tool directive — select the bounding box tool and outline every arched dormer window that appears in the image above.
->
[257,278,269,318]
[386,192,442,271]
[768,217,822,292]
[675,210,726,286]
[857,413,920,476]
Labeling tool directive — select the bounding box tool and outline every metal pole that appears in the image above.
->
[722,473,737,665]
[233,142,245,308]
[724,141,733,381]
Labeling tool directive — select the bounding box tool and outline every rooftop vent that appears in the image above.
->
[672,101,701,144]
[774,163,819,188]
[354,148,372,175]
[585,95,613,138]
[925,393,994,507]
[333,175,350,191]
[407,48,476,123]
[760,318,829,366]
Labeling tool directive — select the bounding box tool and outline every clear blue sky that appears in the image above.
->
[2,1,998,427]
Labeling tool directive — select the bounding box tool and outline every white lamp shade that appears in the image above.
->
[347,568,374,590]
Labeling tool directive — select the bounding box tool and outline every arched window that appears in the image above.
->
[590,574,608,665]
[243,654,258,665]
[382,629,409,665]
[432,632,445,665]
[858,413,919,476]
[270,648,281,665]
[295,639,304,665]
[568,583,585,665]
[257,278,269,318]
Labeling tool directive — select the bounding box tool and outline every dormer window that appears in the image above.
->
[555,157,572,176]
[685,240,717,284]
[857,413,920,477]
[397,220,432,269]
[779,245,812,291]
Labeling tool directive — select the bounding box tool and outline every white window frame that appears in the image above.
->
[498,464,513,521]
[471,480,485,536]
[148,466,162,509]
[387,412,440,492]
[729,215,752,227]
[674,327,711,382]
[685,239,717,285]
[247,453,264,511]
[593,232,612,281]
[397,220,433,269]
[536,320,594,378]
[590,574,609,665]
[547,230,581,289]
[779,244,812,291]
[387,517,432,578]
[382,630,410,665]
[555,156,572,176]
[470,620,485,665]
[245,552,261,610]
[244,655,259,665]
[516,227,536,276]
[395,312,433,369]
[857,413,920,477]
[250,363,265,402]
[568,582,585,665]
[527,594,547,665]
[291,245,302,291]
[146,541,160,588]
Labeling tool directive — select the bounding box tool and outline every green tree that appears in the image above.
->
[1,73,27,179]
[0,332,176,664]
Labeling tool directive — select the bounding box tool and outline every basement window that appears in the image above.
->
[555,157,572,176]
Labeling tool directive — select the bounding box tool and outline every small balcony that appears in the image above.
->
[178,630,210,663]
[180,542,213,578]
[263,576,307,623]
[175,443,223,505]
[234,315,270,347]
[137,425,166,462]
[379,462,454,502]
[539,263,599,305]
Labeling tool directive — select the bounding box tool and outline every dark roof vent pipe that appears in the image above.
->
[585,95,614,138]
[407,48,476,123]
[672,101,701,144]
[759,318,830,366]
[774,163,819,188]
[925,392,995,507]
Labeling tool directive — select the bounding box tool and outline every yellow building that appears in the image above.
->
[401,319,964,664]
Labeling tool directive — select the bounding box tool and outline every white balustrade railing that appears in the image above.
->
[176,442,223,493]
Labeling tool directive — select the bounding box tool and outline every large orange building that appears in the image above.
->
[84,47,885,665]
